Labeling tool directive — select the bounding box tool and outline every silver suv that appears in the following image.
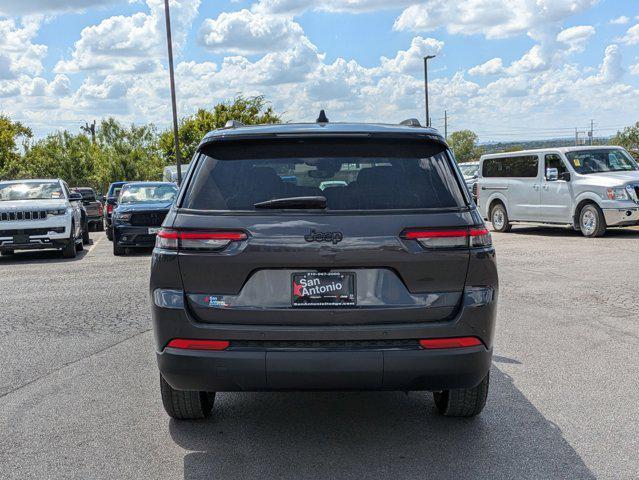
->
[477,146,639,237]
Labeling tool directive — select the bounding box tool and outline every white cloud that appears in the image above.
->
[379,36,443,75]
[0,17,47,77]
[55,0,200,73]
[0,0,123,16]
[618,23,639,45]
[469,58,504,76]
[556,25,595,53]
[609,16,630,25]
[393,0,599,39]
[198,9,305,55]
[630,63,639,76]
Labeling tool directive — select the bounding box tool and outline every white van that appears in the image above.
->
[477,146,639,237]
[162,164,191,183]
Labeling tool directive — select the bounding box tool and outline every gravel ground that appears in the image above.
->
[0,226,637,479]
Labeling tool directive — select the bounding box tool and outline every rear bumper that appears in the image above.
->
[158,344,492,392]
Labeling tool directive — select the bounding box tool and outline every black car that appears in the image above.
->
[150,116,498,420]
[104,181,127,241]
[112,182,178,256]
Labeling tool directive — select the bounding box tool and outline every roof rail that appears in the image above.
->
[399,118,422,127]
[224,119,245,129]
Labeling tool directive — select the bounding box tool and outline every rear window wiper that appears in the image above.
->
[254,196,327,209]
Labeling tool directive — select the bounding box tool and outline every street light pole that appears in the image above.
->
[423,55,436,127]
[163,0,182,185]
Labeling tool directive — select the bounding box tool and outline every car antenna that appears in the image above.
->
[316,110,329,123]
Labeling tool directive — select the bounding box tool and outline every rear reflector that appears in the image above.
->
[166,339,230,351]
[402,227,491,248]
[419,337,483,349]
[156,229,247,251]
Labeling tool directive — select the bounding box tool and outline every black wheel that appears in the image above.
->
[579,203,606,237]
[490,203,511,233]
[1,250,14,256]
[106,226,113,241]
[96,221,104,232]
[433,373,489,417]
[62,230,77,259]
[160,375,215,420]
[82,223,90,245]
[113,240,126,256]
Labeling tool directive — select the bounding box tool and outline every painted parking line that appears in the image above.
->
[87,235,103,254]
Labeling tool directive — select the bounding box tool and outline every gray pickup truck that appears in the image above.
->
[72,187,104,231]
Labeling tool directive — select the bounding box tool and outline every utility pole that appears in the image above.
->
[575,127,578,146]
[81,120,96,144]
[423,55,436,127]
[589,119,594,146]
[444,110,448,139]
[163,0,182,185]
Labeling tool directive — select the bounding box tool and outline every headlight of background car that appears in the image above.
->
[606,188,629,201]
[46,208,68,215]
[116,212,132,222]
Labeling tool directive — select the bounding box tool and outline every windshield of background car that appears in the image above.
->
[0,181,64,201]
[565,149,638,174]
[119,185,178,204]
[459,164,478,177]
[182,138,466,211]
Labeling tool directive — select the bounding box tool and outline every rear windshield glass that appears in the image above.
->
[182,139,465,211]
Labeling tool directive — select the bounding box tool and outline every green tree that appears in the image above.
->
[448,130,483,163]
[611,122,639,158]
[0,115,32,176]
[159,95,281,163]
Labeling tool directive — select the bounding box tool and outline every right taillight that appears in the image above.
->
[106,204,113,214]
[156,229,247,251]
[402,226,491,248]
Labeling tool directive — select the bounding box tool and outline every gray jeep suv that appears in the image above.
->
[150,115,498,420]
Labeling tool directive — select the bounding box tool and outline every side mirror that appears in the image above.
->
[68,192,83,202]
[559,172,571,182]
[546,168,559,181]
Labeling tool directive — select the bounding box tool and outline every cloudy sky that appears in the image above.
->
[0,0,638,141]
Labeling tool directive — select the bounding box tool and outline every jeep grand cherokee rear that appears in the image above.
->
[150,119,498,420]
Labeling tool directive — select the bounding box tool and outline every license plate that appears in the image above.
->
[292,272,356,307]
[148,227,161,234]
[13,234,29,245]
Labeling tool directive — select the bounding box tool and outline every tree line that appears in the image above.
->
[1,93,638,192]
[0,95,280,194]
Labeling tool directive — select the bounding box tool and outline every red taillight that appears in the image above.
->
[401,227,491,248]
[98,204,103,215]
[156,229,247,251]
[106,204,113,214]
[419,337,483,349]
[166,339,230,351]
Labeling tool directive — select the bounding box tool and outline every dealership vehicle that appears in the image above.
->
[0,179,86,258]
[477,146,639,237]
[103,181,127,241]
[459,161,479,200]
[112,182,178,256]
[150,116,498,420]
[72,187,103,231]
[163,164,191,183]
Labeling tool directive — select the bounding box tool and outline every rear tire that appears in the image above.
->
[96,222,104,232]
[82,223,90,245]
[579,203,606,237]
[433,373,489,417]
[160,375,215,420]
[490,203,511,232]
[106,226,113,241]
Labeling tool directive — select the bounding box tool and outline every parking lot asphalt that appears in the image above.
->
[1,227,638,480]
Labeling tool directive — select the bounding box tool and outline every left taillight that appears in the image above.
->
[156,229,248,251]
[401,226,491,248]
